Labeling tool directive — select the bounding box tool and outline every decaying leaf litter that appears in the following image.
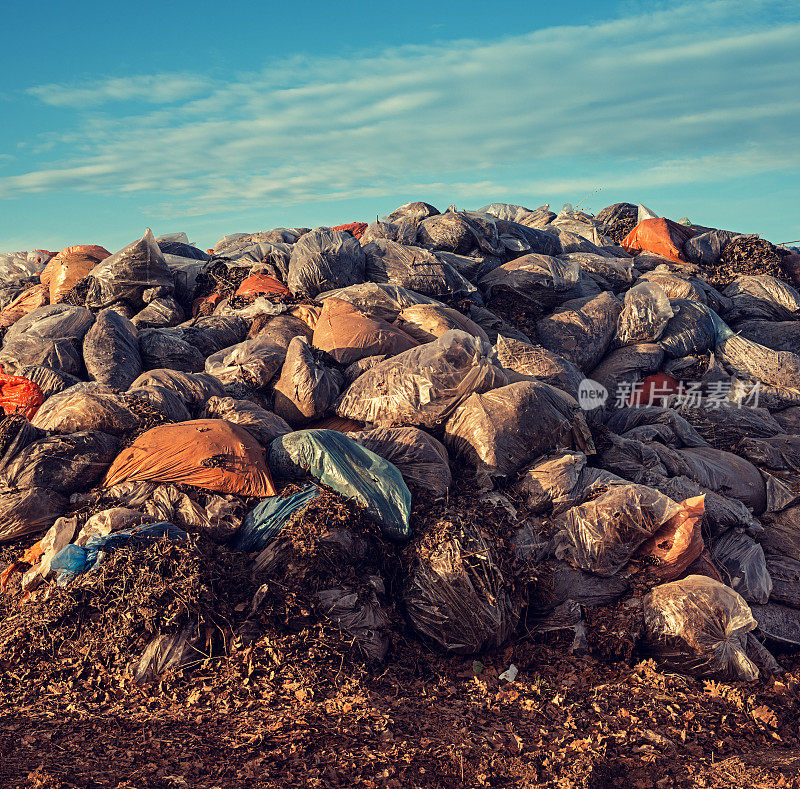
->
[1,201,800,787]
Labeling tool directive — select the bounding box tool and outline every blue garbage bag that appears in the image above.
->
[235,483,321,552]
[268,429,412,540]
[50,522,188,584]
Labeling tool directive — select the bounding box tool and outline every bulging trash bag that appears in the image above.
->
[311,297,418,365]
[445,381,593,485]
[615,282,674,346]
[45,244,110,303]
[723,275,800,323]
[103,419,276,498]
[393,304,489,344]
[717,333,800,390]
[480,254,580,309]
[31,382,140,435]
[467,303,533,344]
[559,252,634,292]
[316,282,440,323]
[360,218,420,246]
[363,238,476,299]
[139,327,206,373]
[638,267,708,303]
[554,484,683,577]
[127,385,192,423]
[131,296,185,329]
[273,336,344,425]
[642,575,758,681]
[529,561,631,611]
[201,396,291,447]
[589,343,664,406]
[344,354,387,385]
[658,300,726,359]
[750,602,800,647]
[249,313,312,347]
[335,330,507,429]
[433,249,501,283]
[0,487,67,543]
[349,426,452,498]
[268,429,411,539]
[764,555,800,609]
[129,369,225,413]
[738,433,800,474]
[494,335,583,399]
[287,228,366,297]
[605,406,708,448]
[536,292,622,372]
[622,218,696,263]
[683,229,738,266]
[711,529,772,605]
[760,507,800,561]
[204,337,285,390]
[403,520,522,654]
[2,431,119,494]
[735,319,800,356]
[178,315,248,356]
[384,201,439,223]
[416,211,500,256]
[86,229,174,310]
[83,308,142,389]
[492,219,561,257]
[676,403,781,448]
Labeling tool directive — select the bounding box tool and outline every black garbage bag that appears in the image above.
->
[444,381,593,485]
[682,229,737,266]
[739,433,800,474]
[764,555,800,609]
[287,229,366,297]
[760,506,800,561]
[0,415,46,476]
[129,369,225,414]
[273,336,343,426]
[126,384,192,423]
[642,575,758,681]
[138,327,205,373]
[19,365,81,399]
[492,219,562,258]
[536,292,621,372]
[675,403,782,448]
[350,426,451,498]
[659,300,725,359]
[494,335,583,399]
[589,343,664,407]
[716,333,800,390]
[201,396,291,447]
[527,560,631,611]
[615,282,674,346]
[2,431,118,494]
[360,218,420,246]
[83,308,142,389]
[31,382,141,435]
[0,487,67,543]
[403,520,523,654]
[131,296,185,329]
[178,315,248,356]
[711,529,772,605]
[0,304,95,376]
[605,406,708,448]
[723,275,800,323]
[157,240,210,260]
[86,229,174,311]
[750,602,800,646]
[363,238,476,299]
[466,304,533,344]
[734,320,800,356]
[553,483,682,577]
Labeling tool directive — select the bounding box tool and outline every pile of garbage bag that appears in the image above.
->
[1,203,799,682]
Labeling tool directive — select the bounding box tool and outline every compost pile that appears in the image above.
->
[2,203,800,788]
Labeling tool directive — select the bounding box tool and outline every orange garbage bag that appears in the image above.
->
[622,218,697,263]
[235,273,290,298]
[332,222,368,240]
[634,495,705,581]
[103,419,276,498]
[43,244,111,303]
[312,297,418,365]
[0,283,49,328]
[0,370,45,419]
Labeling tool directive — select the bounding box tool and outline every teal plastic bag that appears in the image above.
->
[269,429,412,540]
[235,483,320,552]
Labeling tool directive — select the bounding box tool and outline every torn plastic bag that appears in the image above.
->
[316,282,440,323]
[633,495,705,582]
[605,406,708,448]
[659,300,727,359]
[31,382,140,435]
[75,508,157,547]
[683,229,738,266]
[480,254,580,312]
[764,555,800,609]
[201,396,291,447]
[560,252,634,291]
[335,330,507,429]
[642,575,758,681]
[589,343,664,407]
[268,429,411,539]
[751,602,800,646]
[103,419,276,498]
[622,217,696,262]
[536,292,621,372]
[311,297,418,365]
[735,319,800,356]
[204,337,285,390]
[129,369,225,413]
[287,228,366,297]
[82,309,142,389]
[273,336,343,425]
[50,522,188,583]
[86,229,174,310]
[723,275,800,323]
[717,333,800,390]
[393,303,489,344]
[554,484,683,577]
[675,403,781,448]
[444,381,593,485]
[349,426,451,498]
[235,483,321,552]
[139,327,205,373]
[615,282,674,346]
[403,520,522,654]
[131,296,185,329]
[3,431,118,494]
[0,371,44,420]
[45,244,110,303]
[363,239,477,299]
[127,384,192,422]
[0,487,67,543]
[494,335,583,399]
[711,529,772,604]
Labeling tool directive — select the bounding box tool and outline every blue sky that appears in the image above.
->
[1,0,798,252]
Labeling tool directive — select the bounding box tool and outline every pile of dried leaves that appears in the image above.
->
[702,235,787,287]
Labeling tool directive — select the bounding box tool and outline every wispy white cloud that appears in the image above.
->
[3,0,799,217]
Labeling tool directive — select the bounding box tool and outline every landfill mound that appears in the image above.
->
[2,202,800,787]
